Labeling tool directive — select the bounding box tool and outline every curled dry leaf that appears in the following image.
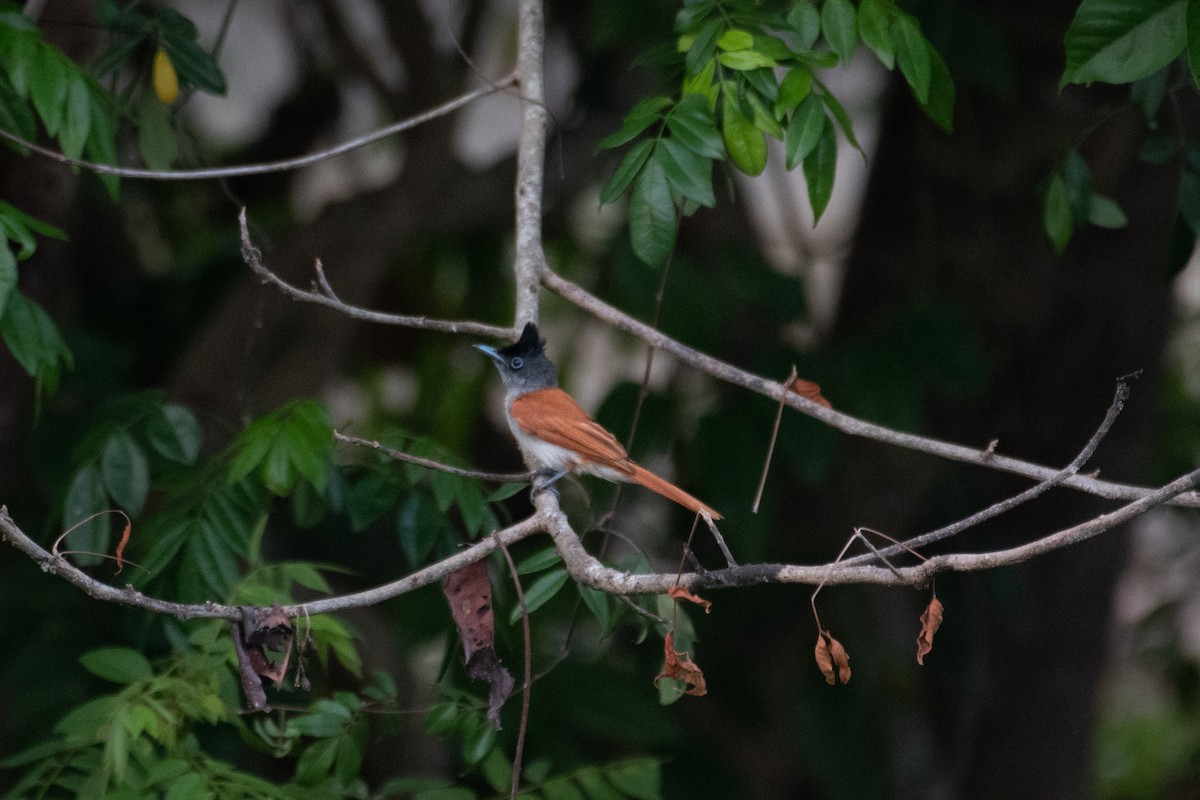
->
[655,631,707,697]
[668,585,712,614]
[442,560,514,728]
[242,603,295,685]
[114,521,132,573]
[788,377,832,409]
[815,629,851,685]
[916,596,945,665]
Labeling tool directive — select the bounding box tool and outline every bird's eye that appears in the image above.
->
[509,357,524,369]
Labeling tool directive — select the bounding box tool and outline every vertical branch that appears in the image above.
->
[513,0,549,329]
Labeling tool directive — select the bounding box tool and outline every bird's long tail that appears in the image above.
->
[627,463,723,520]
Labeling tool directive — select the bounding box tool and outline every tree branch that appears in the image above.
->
[0,75,515,181]
[541,268,1200,508]
[0,505,542,620]
[335,431,530,483]
[237,208,511,337]
[512,0,550,329]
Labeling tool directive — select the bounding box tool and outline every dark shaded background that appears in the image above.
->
[2,1,1197,798]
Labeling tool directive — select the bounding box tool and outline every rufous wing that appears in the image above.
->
[510,388,631,467]
[510,388,722,520]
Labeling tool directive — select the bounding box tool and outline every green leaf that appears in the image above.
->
[0,247,14,318]
[745,89,784,140]
[516,546,563,575]
[716,49,777,70]
[85,94,119,199]
[600,139,654,205]
[147,403,203,463]
[605,758,662,800]
[79,647,153,684]
[1061,0,1187,87]
[1044,174,1074,254]
[817,85,862,154]
[858,0,895,69]
[0,200,68,258]
[101,430,150,515]
[0,290,71,397]
[599,96,671,150]
[684,19,722,75]
[657,138,716,207]
[893,14,931,104]
[628,152,678,266]
[785,95,827,170]
[803,120,838,223]
[822,0,858,64]
[28,49,67,137]
[1087,194,1129,228]
[575,767,623,800]
[788,4,823,50]
[397,492,445,567]
[62,464,110,565]
[509,568,570,623]
[159,35,226,95]
[165,774,213,800]
[721,86,767,175]
[775,68,813,116]
[666,94,725,159]
[577,584,613,632]
[136,90,177,170]
[60,73,92,159]
[918,44,955,133]
[542,777,587,800]
[716,29,754,51]
[0,73,37,147]
[463,720,498,767]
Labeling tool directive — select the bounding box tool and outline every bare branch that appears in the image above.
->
[0,505,543,620]
[512,0,550,329]
[335,431,530,483]
[542,269,1200,508]
[238,208,511,337]
[0,75,516,181]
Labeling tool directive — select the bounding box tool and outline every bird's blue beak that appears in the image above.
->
[473,343,504,366]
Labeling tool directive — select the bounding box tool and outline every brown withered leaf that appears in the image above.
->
[788,377,832,409]
[668,585,712,614]
[655,631,707,697]
[815,629,851,685]
[443,561,513,728]
[916,597,944,666]
[114,520,132,573]
[241,604,295,686]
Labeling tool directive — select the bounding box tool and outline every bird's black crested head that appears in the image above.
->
[474,321,558,392]
[498,322,544,361]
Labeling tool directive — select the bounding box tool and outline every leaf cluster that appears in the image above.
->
[600,0,954,266]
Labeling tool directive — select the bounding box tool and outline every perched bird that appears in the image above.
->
[475,322,722,520]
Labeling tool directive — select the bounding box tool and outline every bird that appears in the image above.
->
[475,322,722,520]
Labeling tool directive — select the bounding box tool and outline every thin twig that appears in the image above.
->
[238,208,512,337]
[842,378,1130,567]
[335,431,530,483]
[753,365,797,513]
[493,533,532,800]
[0,75,516,180]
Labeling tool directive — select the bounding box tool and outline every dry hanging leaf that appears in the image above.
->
[815,629,851,685]
[114,521,132,573]
[916,597,945,665]
[788,377,832,409]
[655,631,707,697]
[668,585,712,614]
[242,603,295,685]
[443,561,514,728]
